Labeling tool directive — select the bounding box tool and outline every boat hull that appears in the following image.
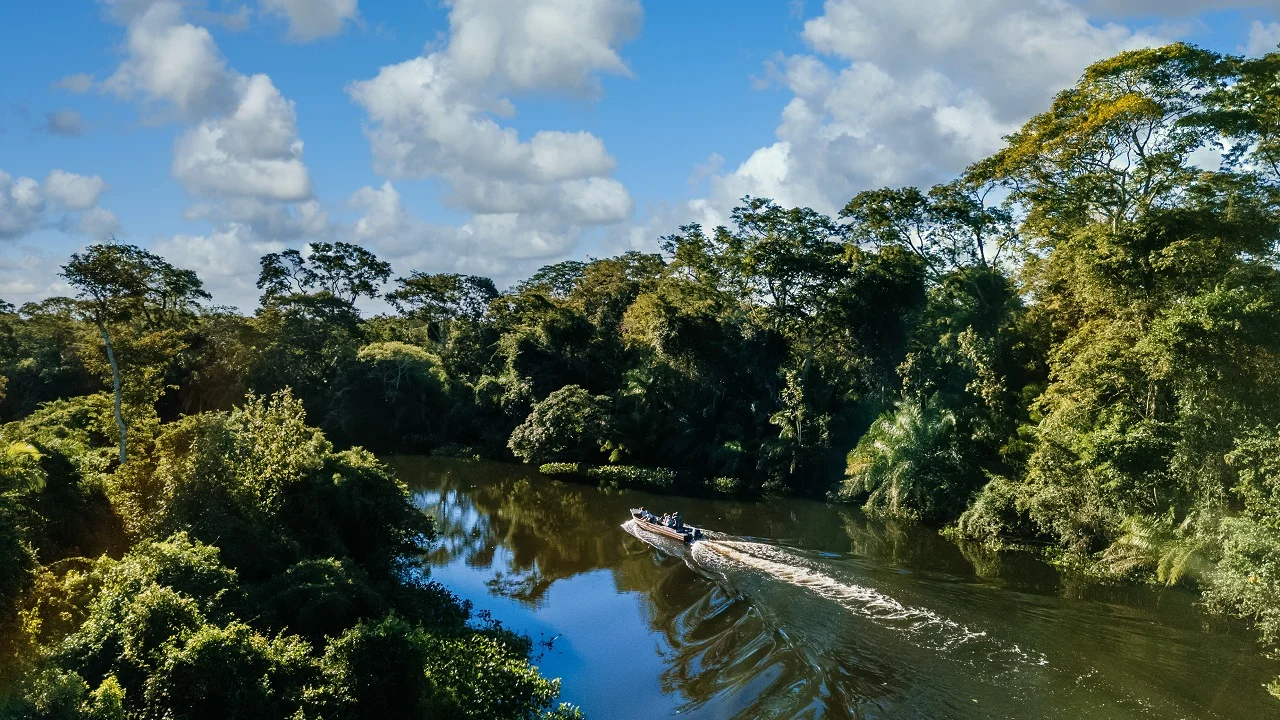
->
[630,509,700,543]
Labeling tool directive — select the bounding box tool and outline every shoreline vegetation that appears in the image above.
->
[5,42,1280,714]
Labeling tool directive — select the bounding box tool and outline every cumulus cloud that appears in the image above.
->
[0,169,120,241]
[347,0,640,273]
[153,223,283,309]
[682,0,1168,224]
[99,0,317,257]
[347,181,601,284]
[1247,20,1280,56]
[0,173,46,240]
[0,250,71,304]
[44,170,108,210]
[104,1,237,117]
[182,197,328,241]
[445,0,641,95]
[172,74,311,201]
[260,0,358,41]
[1085,0,1280,16]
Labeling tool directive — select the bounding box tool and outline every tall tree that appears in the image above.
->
[61,242,209,463]
[387,272,498,343]
[258,241,392,306]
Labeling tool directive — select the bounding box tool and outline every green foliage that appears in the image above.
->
[950,475,1034,545]
[509,385,612,465]
[327,342,452,451]
[1,393,574,719]
[10,38,1280,710]
[318,615,566,720]
[836,400,972,522]
[586,465,678,491]
[257,241,391,306]
[107,390,430,580]
[710,476,741,495]
[538,462,585,478]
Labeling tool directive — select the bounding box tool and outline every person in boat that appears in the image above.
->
[673,511,683,530]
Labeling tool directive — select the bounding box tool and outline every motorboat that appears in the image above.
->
[630,507,703,543]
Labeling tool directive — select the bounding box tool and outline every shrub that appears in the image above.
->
[586,465,677,491]
[709,476,741,495]
[537,463,584,478]
[950,474,1031,544]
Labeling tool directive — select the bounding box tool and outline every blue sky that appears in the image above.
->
[1,0,1278,309]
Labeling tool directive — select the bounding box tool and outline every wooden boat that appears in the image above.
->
[630,508,703,543]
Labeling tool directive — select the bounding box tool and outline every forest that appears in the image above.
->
[5,42,1280,714]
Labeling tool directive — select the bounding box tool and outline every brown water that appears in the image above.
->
[389,456,1280,720]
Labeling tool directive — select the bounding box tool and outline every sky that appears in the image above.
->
[1,0,1279,311]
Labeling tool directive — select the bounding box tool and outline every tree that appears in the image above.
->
[258,241,392,306]
[61,243,209,464]
[513,261,587,299]
[508,385,612,465]
[386,273,498,344]
[840,181,1016,277]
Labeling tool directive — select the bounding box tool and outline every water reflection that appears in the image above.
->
[389,456,1279,720]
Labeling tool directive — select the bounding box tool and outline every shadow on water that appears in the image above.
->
[389,456,1280,720]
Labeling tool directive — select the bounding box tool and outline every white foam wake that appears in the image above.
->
[693,540,1042,665]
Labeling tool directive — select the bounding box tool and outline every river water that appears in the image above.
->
[388,456,1279,719]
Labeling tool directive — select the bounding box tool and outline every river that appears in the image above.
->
[388,456,1279,720]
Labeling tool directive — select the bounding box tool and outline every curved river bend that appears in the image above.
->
[389,456,1278,720]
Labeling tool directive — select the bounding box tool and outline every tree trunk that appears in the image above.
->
[98,321,127,464]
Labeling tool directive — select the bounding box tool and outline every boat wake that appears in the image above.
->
[623,520,1043,668]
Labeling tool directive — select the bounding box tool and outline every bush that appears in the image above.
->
[586,465,677,491]
[950,474,1032,544]
[537,463,584,478]
[709,476,741,495]
[318,615,568,720]
[326,342,452,451]
[4,391,575,720]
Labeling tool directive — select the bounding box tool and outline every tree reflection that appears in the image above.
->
[395,456,622,606]
[395,457,903,718]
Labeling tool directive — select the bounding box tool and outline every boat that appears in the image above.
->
[630,508,703,543]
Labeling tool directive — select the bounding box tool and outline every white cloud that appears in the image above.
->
[76,207,124,238]
[0,173,47,240]
[154,223,281,309]
[1247,20,1280,56]
[347,0,641,275]
[0,250,70,304]
[0,170,120,241]
[44,170,108,210]
[685,0,1168,221]
[98,0,316,265]
[445,0,641,95]
[172,74,311,201]
[347,181,610,285]
[182,197,328,241]
[104,1,237,117]
[1086,0,1280,16]
[260,0,358,41]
